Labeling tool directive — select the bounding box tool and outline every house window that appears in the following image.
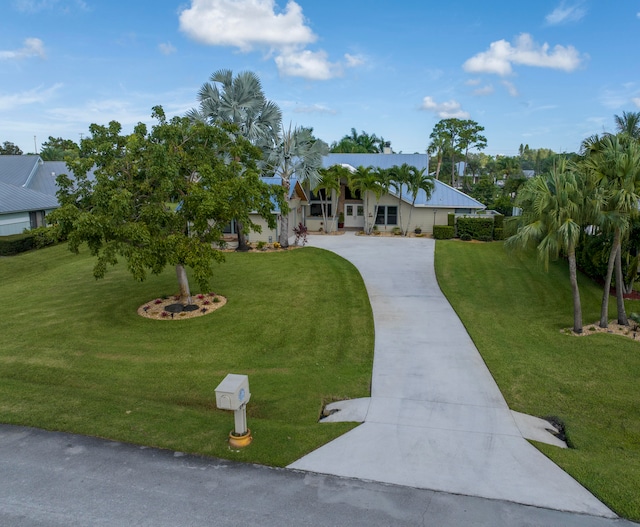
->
[29,211,45,229]
[310,203,332,217]
[375,206,398,226]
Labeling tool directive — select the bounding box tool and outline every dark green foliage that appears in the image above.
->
[456,217,494,240]
[493,227,504,240]
[493,214,504,229]
[447,213,455,227]
[433,225,454,239]
[460,233,472,241]
[0,233,35,255]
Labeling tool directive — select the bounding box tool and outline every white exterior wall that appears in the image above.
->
[0,212,31,236]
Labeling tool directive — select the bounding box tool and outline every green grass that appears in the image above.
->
[0,243,374,467]
[435,240,640,520]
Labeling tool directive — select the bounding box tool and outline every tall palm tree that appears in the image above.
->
[581,134,640,327]
[263,125,328,246]
[506,163,585,333]
[404,167,434,235]
[189,69,282,251]
[349,166,384,234]
[314,166,342,233]
[427,135,447,181]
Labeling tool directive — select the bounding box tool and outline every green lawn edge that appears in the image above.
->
[0,243,374,467]
[434,240,640,521]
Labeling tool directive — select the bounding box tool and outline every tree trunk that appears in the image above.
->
[236,220,250,252]
[568,246,582,334]
[278,213,289,248]
[615,244,629,325]
[599,228,620,328]
[175,264,192,305]
[435,157,442,180]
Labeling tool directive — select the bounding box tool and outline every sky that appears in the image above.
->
[2,0,640,157]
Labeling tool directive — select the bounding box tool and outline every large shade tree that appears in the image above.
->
[189,69,282,251]
[507,163,585,333]
[49,107,284,304]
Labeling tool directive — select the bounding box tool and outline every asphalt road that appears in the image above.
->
[1,425,637,527]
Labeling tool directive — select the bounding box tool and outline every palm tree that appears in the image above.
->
[427,135,447,181]
[189,69,282,251]
[349,166,384,234]
[506,163,585,333]
[404,167,434,235]
[263,125,328,246]
[614,111,640,139]
[581,134,640,327]
[388,164,411,234]
[314,166,342,233]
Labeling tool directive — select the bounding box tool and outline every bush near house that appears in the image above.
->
[0,233,36,255]
[433,225,455,239]
[456,217,494,241]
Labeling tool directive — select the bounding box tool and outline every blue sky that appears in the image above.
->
[2,0,639,156]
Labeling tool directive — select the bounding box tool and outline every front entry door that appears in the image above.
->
[344,203,365,229]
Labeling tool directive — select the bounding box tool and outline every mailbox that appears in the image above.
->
[215,374,250,411]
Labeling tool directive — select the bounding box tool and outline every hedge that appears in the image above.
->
[456,217,494,241]
[433,225,455,240]
[447,213,455,227]
[0,232,36,256]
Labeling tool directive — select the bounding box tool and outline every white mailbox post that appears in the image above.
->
[215,374,252,447]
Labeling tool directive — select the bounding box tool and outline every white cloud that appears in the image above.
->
[0,37,46,60]
[293,103,337,115]
[420,96,470,119]
[545,2,587,25]
[633,98,640,108]
[463,33,584,76]
[0,83,62,111]
[178,0,356,80]
[179,0,315,51]
[344,53,365,68]
[502,80,519,97]
[465,78,482,86]
[158,42,177,55]
[473,84,494,96]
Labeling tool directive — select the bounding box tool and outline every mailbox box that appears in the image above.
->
[215,374,250,411]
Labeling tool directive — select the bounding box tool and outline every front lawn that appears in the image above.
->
[435,240,640,521]
[0,243,374,466]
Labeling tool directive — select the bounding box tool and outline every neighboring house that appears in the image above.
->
[0,155,65,236]
[301,153,485,235]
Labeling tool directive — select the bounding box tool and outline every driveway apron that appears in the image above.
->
[288,233,614,518]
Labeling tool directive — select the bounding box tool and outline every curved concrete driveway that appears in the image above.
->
[289,233,614,518]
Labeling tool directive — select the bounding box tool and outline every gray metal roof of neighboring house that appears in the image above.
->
[0,155,41,187]
[389,179,485,209]
[0,180,59,214]
[322,153,428,171]
[260,176,303,213]
[30,161,70,196]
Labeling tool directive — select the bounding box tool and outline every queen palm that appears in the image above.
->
[263,125,329,246]
[404,166,434,235]
[615,111,640,139]
[506,163,585,333]
[189,69,282,250]
[349,166,384,234]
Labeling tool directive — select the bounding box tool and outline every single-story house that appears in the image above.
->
[302,153,485,235]
[0,155,66,236]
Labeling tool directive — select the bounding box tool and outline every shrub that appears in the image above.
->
[493,214,504,230]
[392,226,401,235]
[456,217,493,241]
[433,225,455,240]
[460,233,472,241]
[493,228,504,240]
[0,232,36,256]
[478,235,493,242]
[414,227,422,234]
[273,241,281,249]
[293,223,308,246]
[448,213,455,227]
[256,241,267,250]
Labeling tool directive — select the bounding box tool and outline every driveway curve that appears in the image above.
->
[288,233,614,518]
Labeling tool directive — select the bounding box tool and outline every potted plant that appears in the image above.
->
[414,226,422,235]
[338,212,344,228]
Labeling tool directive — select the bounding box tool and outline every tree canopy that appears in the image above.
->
[0,141,23,155]
[48,106,285,302]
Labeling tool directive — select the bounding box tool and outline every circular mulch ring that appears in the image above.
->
[137,293,227,320]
